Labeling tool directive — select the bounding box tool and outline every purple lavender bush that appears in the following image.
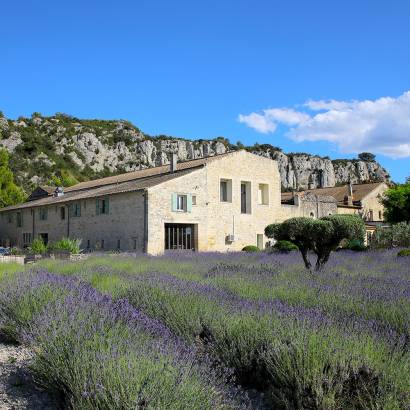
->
[0,270,247,409]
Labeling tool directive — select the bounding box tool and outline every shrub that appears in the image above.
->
[242,245,260,252]
[273,240,298,252]
[29,238,47,255]
[266,215,366,270]
[370,222,410,248]
[397,249,410,257]
[49,238,82,254]
[345,239,367,252]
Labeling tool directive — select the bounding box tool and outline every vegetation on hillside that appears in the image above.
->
[0,111,389,201]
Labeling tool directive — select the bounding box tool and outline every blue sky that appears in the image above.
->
[1,0,409,182]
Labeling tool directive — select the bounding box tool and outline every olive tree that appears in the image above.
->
[265,215,365,271]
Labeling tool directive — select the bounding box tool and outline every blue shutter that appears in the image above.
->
[187,194,192,212]
[171,193,177,212]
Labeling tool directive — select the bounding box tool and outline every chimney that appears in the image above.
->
[54,186,64,197]
[170,153,178,173]
[344,181,354,205]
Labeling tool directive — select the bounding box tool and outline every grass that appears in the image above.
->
[0,250,409,409]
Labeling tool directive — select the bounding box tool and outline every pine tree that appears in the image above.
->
[0,149,26,208]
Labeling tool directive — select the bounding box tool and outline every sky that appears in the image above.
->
[1,0,409,182]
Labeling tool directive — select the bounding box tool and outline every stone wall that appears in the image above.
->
[0,191,145,251]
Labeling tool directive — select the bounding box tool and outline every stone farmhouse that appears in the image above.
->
[0,150,388,253]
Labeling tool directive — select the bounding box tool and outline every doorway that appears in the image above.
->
[165,223,196,250]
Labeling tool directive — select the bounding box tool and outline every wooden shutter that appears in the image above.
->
[171,193,177,212]
[96,199,100,215]
[187,194,192,212]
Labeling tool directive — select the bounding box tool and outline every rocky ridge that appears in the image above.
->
[0,112,390,192]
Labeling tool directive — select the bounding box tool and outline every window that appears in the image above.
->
[310,212,315,218]
[23,233,32,247]
[70,203,81,217]
[16,212,22,228]
[7,214,12,224]
[133,239,137,250]
[39,208,48,221]
[368,209,374,221]
[378,210,382,220]
[171,193,192,212]
[96,198,109,215]
[177,195,186,211]
[117,239,121,249]
[240,181,251,214]
[101,239,105,249]
[258,184,269,205]
[191,195,197,206]
[60,207,66,220]
[220,179,232,202]
[87,240,90,249]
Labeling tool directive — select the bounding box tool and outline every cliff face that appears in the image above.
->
[0,113,390,192]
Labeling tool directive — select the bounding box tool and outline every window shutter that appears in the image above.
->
[171,193,177,211]
[96,199,100,215]
[187,194,192,212]
[106,198,109,214]
[78,203,81,217]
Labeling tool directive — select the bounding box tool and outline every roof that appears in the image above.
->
[65,153,231,193]
[0,152,235,212]
[281,182,386,206]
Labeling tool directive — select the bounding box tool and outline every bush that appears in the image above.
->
[345,239,367,252]
[49,238,82,254]
[397,249,410,257]
[266,215,366,270]
[370,222,410,248]
[273,240,298,252]
[29,238,47,255]
[242,245,260,252]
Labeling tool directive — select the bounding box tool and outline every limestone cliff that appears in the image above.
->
[0,113,390,192]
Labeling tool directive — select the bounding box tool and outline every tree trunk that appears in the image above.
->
[300,249,312,271]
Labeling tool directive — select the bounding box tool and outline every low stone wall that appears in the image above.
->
[0,255,25,265]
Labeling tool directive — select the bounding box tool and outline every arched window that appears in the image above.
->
[310,212,315,218]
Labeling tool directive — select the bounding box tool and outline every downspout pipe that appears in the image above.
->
[143,189,148,253]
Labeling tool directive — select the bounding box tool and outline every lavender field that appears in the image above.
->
[0,250,409,409]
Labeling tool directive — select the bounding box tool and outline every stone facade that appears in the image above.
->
[146,150,282,254]
[0,192,145,251]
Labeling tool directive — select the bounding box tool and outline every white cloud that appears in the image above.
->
[238,108,308,134]
[238,91,410,158]
[238,112,277,134]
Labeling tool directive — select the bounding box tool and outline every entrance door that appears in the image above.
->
[165,224,195,250]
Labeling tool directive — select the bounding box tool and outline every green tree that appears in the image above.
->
[0,149,26,208]
[265,215,365,271]
[358,152,376,162]
[380,180,410,223]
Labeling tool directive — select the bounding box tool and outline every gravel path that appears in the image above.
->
[0,340,61,410]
